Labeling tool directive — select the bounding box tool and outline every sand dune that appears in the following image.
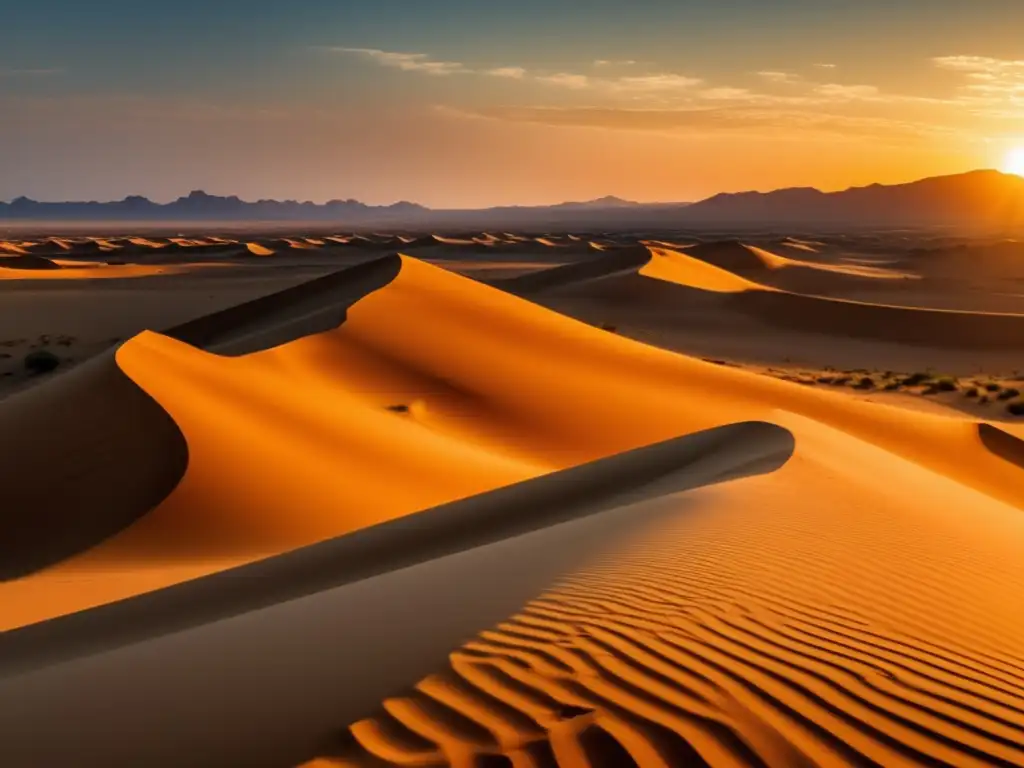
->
[246,241,277,256]
[0,253,61,270]
[518,245,1024,350]
[0,422,792,768]
[4,255,1024,625]
[2,238,1024,767]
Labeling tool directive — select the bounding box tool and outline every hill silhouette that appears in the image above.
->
[2,170,1022,229]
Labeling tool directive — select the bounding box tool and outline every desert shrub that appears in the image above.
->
[23,349,60,375]
[385,404,410,413]
[853,377,875,390]
[998,387,1020,401]
[832,376,851,386]
[933,377,958,392]
[964,387,979,398]
[883,382,900,391]
[979,395,990,405]
[985,382,1001,392]
[902,372,931,386]
[1007,400,1024,416]
[816,376,835,384]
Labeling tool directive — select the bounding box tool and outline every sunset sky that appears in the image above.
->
[3,0,1023,207]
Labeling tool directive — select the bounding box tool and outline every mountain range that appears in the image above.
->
[2,170,1022,230]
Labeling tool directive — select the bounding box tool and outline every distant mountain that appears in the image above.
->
[2,170,1022,230]
[680,170,1024,228]
[0,190,429,224]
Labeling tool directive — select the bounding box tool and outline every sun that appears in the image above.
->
[1004,146,1024,177]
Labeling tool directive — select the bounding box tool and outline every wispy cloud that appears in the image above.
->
[932,55,1024,116]
[327,47,469,76]
[756,71,801,85]
[441,104,951,143]
[594,59,639,67]
[485,66,527,79]
[327,47,701,95]
[814,63,837,69]
[536,72,591,89]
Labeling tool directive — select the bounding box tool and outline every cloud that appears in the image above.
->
[594,59,639,67]
[442,104,950,143]
[814,63,837,69]
[813,83,881,99]
[485,67,527,79]
[328,47,469,76]
[534,71,702,93]
[756,71,801,84]
[932,55,1024,116]
[536,72,591,89]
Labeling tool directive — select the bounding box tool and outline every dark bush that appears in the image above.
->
[997,387,1020,401]
[934,377,958,392]
[1007,400,1024,416]
[23,349,60,375]
[853,377,875,390]
[385,404,410,413]
[985,382,1001,392]
[964,387,979,398]
[901,372,931,386]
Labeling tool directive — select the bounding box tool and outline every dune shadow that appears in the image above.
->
[0,351,188,581]
[977,422,1024,470]
[163,253,403,355]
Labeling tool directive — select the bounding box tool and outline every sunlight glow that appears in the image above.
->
[1004,147,1024,177]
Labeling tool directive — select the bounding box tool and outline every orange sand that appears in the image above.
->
[3,252,1024,767]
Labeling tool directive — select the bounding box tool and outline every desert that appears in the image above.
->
[1,192,1024,766]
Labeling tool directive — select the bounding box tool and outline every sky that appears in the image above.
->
[2,0,1024,207]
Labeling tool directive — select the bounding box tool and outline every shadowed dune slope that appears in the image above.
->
[163,255,403,355]
[0,351,188,580]
[4,255,1024,632]
[0,254,61,270]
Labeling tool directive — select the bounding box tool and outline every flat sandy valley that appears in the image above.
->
[2,228,1024,768]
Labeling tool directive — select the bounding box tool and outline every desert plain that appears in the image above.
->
[1,227,1023,767]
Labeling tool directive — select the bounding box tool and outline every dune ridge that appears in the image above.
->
[517,244,1024,350]
[2,246,1024,767]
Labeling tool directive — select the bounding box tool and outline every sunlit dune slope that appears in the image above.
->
[0,263,232,280]
[523,246,1024,349]
[4,255,1024,633]
[319,413,1024,768]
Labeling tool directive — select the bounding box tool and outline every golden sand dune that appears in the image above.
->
[4,255,1024,621]
[0,241,33,255]
[127,237,167,249]
[640,247,765,293]
[517,246,1024,349]
[2,253,1024,767]
[0,263,231,280]
[246,241,277,256]
[319,420,1024,767]
[0,423,792,768]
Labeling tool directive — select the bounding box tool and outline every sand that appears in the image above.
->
[1,231,1023,767]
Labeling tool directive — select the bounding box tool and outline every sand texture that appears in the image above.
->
[0,230,1023,767]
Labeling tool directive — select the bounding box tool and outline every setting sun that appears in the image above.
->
[1005,147,1024,177]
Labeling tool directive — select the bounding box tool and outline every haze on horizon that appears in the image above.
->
[3,0,1023,208]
